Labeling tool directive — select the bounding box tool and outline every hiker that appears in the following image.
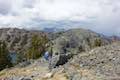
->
[44,42,54,71]
[44,41,53,60]
[44,51,50,61]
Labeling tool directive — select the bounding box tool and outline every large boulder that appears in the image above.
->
[49,54,71,69]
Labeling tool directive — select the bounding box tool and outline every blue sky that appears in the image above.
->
[0,0,120,35]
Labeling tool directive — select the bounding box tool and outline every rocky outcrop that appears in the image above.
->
[67,42,120,80]
[49,54,71,69]
[48,42,120,80]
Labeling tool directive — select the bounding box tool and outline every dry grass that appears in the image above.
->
[0,64,48,79]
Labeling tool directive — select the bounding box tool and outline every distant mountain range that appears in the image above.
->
[42,27,65,33]
[109,35,120,42]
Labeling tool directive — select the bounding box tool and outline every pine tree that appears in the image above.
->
[26,34,49,60]
[0,41,12,70]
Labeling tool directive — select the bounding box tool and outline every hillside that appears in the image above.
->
[51,28,111,64]
[43,28,112,69]
[0,28,47,53]
[0,28,117,80]
[0,42,120,80]
[0,28,112,66]
[0,28,111,55]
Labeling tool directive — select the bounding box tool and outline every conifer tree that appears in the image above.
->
[26,34,49,60]
[0,41,12,70]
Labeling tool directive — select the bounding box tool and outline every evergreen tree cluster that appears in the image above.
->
[25,34,49,60]
[0,41,12,70]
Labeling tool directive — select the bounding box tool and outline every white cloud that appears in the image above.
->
[33,0,101,20]
[0,0,120,35]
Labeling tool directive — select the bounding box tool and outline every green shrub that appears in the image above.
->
[94,38,102,47]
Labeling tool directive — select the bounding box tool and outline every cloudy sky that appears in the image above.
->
[0,0,120,35]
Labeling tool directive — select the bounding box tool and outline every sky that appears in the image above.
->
[0,0,120,35]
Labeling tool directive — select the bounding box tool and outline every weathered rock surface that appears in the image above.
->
[1,42,120,80]
[67,42,120,80]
